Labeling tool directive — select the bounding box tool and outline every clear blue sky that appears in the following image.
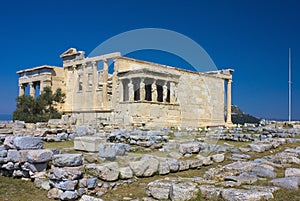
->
[0,0,299,120]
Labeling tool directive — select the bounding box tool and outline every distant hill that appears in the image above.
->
[230,105,261,125]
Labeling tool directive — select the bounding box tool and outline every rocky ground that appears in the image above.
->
[0,119,300,201]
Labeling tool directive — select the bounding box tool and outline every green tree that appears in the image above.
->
[13,87,66,123]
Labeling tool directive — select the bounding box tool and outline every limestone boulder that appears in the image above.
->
[51,180,78,191]
[179,160,189,171]
[60,190,78,201]
[249,144,266,152]
[119,166,133,179]
[79,195,104,201]
[98,143,131,160]
[225,172,258,184]
[146,180,172,200]
[52,154,83,167]
[22,162,48,172]
[188,159,203,169]
[250,166,277,178]
[7,150,28,163]
[48,166,83,180]
[179,142,200,154]
[211,153,225,163]
[221,188,274,201]
[87,177,98,189]
[13,136,43,150]
[75,125,93,136]
[200,185,223,200]
[285,168,300,177]
[269,177,299,189]
[197,155,213,166]
[14,120,25,128]
[170,182,199,201]
[158,161,170,175]
[48,119,63,128]
[47,188,63,199]
[27,149,53,163]
[3,136,15,149]
[85,162,119,181]
[129,156,159,177]
[0,150,7,157]
[166,158,179,172]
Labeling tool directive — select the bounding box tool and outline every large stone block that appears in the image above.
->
[285,168,300,177]
[51,180,78,191]
[47,188,63,199]
[13,136,43,150]
[98,143,130,160]
[60,190,78,201]
[269,177,299,189]
[74,136,106,152]
[22,162,48,172]
[146,180,172,200]
[48,119,63,128]
[85,162,119,181]
[119,166,133,179]
[170,182,199,201]
[52,154,83,167]
[3,136,15,149]
[158,161,170,175]
[166,158,179,172]
[48,166,83,180]
[7,150,28,162]
[179,142,200,154]
[129,156,159,177]
[221,188,274,201]
[79,195,104,201]
[0,150,7,157]
[27,149,53,163]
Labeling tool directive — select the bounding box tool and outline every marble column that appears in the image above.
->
[151,79,157,102]
[18,84,25,96]
[91,61,98,108]
[140,78,145,101]
[102,60,108,107]
[29,82,35,97]
[128,79,134,101]
[226,79,232,124]
[39,81,43,95]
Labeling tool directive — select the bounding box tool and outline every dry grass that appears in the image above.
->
[43,140,74,149]
[0,176,53,201]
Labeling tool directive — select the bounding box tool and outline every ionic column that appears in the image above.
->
[151,79,157,102]
[39,81,43,95]
[226,79,232,124]
[91,61,98,108]
[29,82,35,97]
[18,84,25,96]
[102,60,108,108]
[163,81,168,102]
[128,79,134,101]
[140,78,145,101]
[170,82,176,103]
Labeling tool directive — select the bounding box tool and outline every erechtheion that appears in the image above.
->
[17,48,233,128]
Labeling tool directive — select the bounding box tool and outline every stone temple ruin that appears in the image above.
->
[17,48,233,128]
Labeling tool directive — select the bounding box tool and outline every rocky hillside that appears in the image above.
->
[231,105,261,125]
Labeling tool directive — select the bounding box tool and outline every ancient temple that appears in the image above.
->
[17,48,233,128]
